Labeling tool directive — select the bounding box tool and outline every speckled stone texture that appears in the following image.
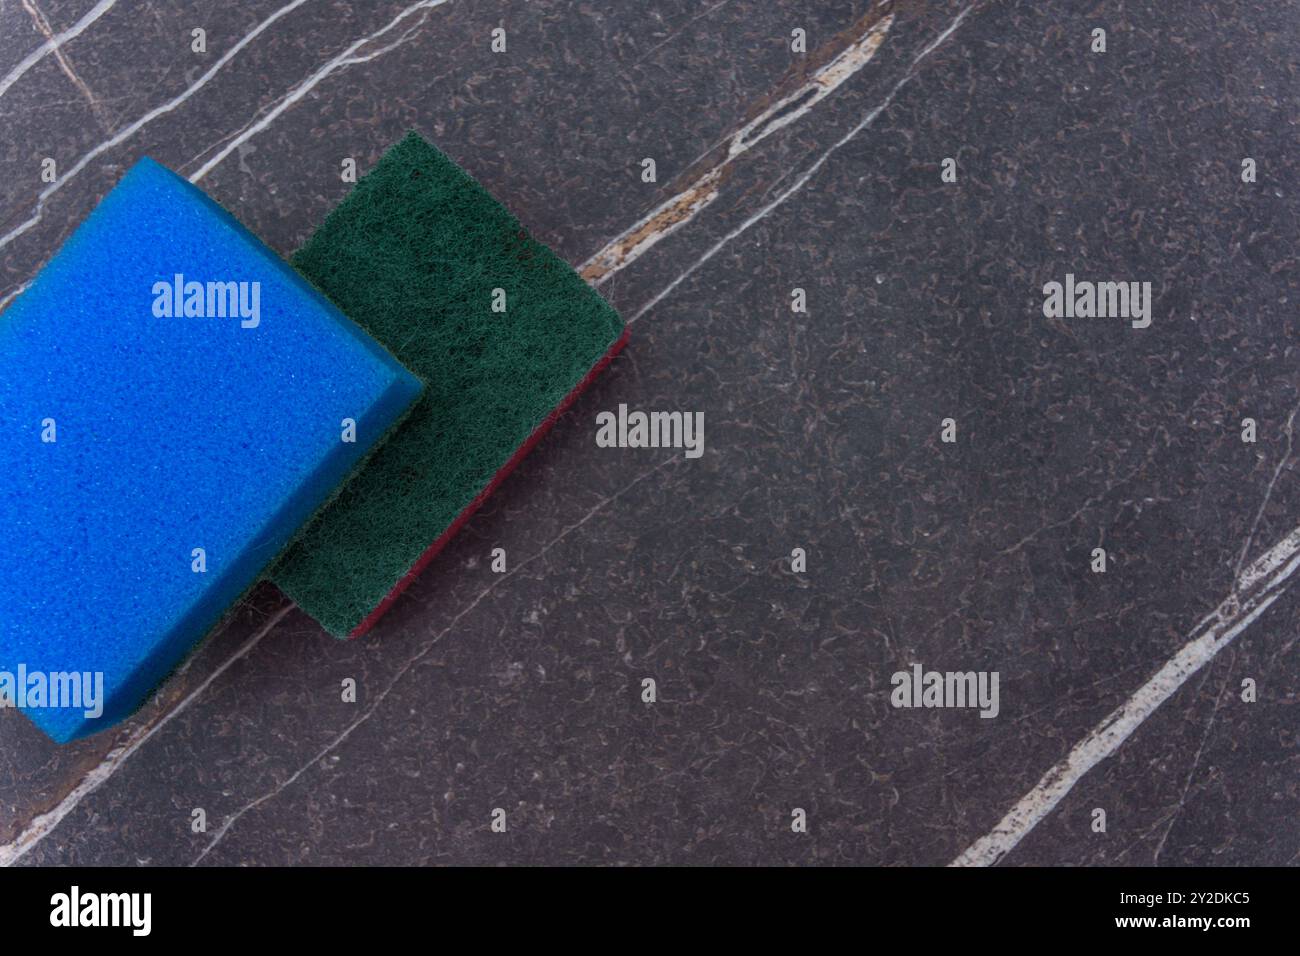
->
[0,0,1296,866]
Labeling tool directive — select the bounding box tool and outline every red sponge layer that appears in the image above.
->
[350,326,629,637]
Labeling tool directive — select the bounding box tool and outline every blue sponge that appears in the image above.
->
[0,158,422,743]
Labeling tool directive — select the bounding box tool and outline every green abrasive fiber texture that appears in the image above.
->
[269,132,625,636]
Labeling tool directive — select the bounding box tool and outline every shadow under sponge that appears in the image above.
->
[271,132,628,637]
[0,158,423,743]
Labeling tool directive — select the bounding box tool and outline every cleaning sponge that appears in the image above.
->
[0,158,422,742]
[271,133,628,636]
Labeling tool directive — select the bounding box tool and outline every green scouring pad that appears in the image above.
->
[270,132,628,637]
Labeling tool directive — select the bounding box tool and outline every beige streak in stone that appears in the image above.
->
[578,12,895,285]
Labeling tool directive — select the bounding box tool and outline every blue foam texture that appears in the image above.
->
[0,158,423,743]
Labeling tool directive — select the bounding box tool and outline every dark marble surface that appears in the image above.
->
[0,0,1296,866]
